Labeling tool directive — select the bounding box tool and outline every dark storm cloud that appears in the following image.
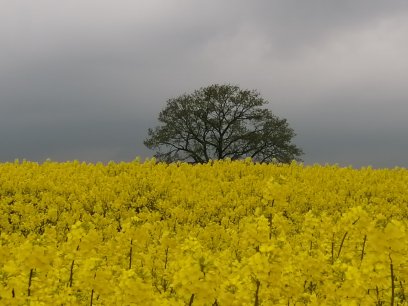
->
[1,0,408,167]
[244,0,408,54]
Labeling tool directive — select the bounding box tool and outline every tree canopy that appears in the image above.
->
[144,84,303,163]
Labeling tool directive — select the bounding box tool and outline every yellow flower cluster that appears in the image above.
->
[0,159,407,305]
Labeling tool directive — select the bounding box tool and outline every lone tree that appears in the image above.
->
[144,84,303,163]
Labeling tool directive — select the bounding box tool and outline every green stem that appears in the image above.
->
[129,239,133,270]
[390,254,395,306]
[360,235,367,263]
[28,268,33,296]
[90,288,94,306]
[331,239,334,265]
[337,231,348,259]
[254,279,261,306]
[400,280,406,302]
[188,293,195,306]
[69,260,75,287]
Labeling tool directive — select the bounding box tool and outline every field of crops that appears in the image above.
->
[0,159,407,305]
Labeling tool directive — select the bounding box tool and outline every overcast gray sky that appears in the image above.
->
[1,0,408,168]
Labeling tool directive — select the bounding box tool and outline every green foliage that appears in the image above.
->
[144,84,303,163]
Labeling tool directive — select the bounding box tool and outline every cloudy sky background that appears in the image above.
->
[1,0,408,168]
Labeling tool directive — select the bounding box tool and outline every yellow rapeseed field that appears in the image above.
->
[0,159,407,305]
